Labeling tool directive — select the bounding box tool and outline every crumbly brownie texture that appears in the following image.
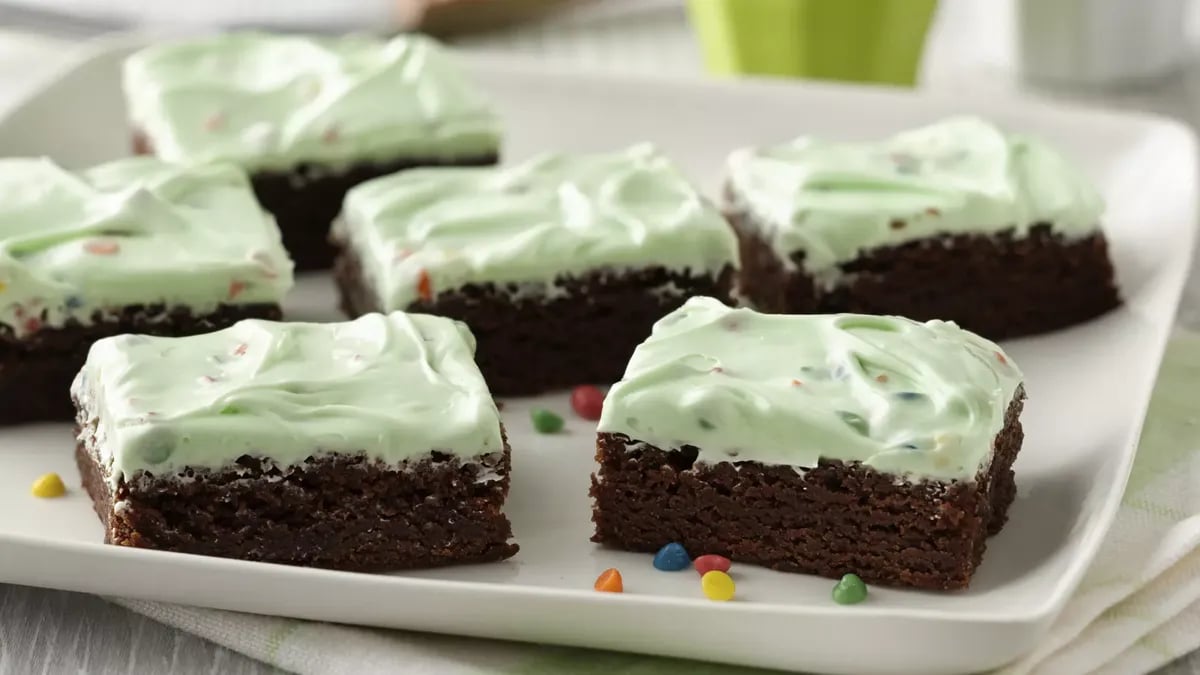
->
[590,390,1023,591]
[732,210,1120,340]
[592,298,1027,589]
[335,245,735,395]
[72,312,516,570]
[75,427,518,571]
[332,146,741,393]
[134,132,497,270]
[725,116,1119,338]
[0,157,291,424]
[0,303,279,424]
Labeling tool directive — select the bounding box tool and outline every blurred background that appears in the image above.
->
[4,3,1200,674]
[2,0,1200,127]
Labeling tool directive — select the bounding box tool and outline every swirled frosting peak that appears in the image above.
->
[0,157,292,337]
[336,145,739,309]
[72,312,503,486]
[124,32,500,170]
[598,297,1024,482]
[727,116,1103,280]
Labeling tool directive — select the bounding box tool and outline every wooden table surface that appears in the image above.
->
[2,5,1200,673]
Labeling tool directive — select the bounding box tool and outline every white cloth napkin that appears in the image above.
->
[106,335,1200,675]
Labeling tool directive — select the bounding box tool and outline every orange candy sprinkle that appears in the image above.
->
[203,112,227,131]
[84,239,120,255]
[594,568,623,593]
[417,270,433,302]
[228,280,246,300]
[791,379,803,386]
[875,374,889,383]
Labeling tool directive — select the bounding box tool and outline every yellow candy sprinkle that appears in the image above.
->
[0,281,6,292]
[31,473,66,498]
[701,570,735,602]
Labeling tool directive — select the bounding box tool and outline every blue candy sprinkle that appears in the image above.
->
[653,542,691,571]
[895,392,924,401]
[64,295,84,310]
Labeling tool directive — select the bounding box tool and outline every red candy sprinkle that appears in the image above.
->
[694,554,732,576]
[233,343,248,356]
[84,239,120,255]
[321,126,340,144]
[203,112,226,131]
[995,351,1008,365]
[570,385,604,421]
[925,207,942,216]
[417,270,433,302]
[228,280,246,300]
[22,317,41,334]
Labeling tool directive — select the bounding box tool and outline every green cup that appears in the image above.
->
[687,0,939,86]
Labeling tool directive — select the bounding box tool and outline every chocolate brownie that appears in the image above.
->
[591,298,1027,590]
[332,145,740,395]
[725,116,1119,339]
[72,312,517,570]
[0,157,292,425]
[124,32,501,270]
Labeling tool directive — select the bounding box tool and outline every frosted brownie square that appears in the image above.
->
[124,32,500,269]
[726,116,1119,339]
[0,157,291,424]
[591,297,1026,590]
[332,145,739,395]
[72,312,517,571]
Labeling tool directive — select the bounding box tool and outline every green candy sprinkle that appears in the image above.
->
[530,408,564,433]
[698,418,716,430]
[219,404,241,415]
[836,411,869,435]
[832,573,868,605]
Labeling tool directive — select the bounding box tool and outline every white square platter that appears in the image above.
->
[0,34,1194,675]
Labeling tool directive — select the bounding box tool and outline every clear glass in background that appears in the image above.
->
[1015,0,1187,89]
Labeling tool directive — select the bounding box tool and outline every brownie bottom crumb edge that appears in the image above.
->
[590,389,1025,591]
[0,303,280,425]
[731,207,1120,341]
[333,245,736,396]
[75,425,519,572]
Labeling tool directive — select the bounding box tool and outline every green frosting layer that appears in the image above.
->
[124,32,500,171]
[726,116,1104,282]
[72,312,504,486]
[336,145,739,309]
[0,157,292,337]
[598,297,1024,482]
